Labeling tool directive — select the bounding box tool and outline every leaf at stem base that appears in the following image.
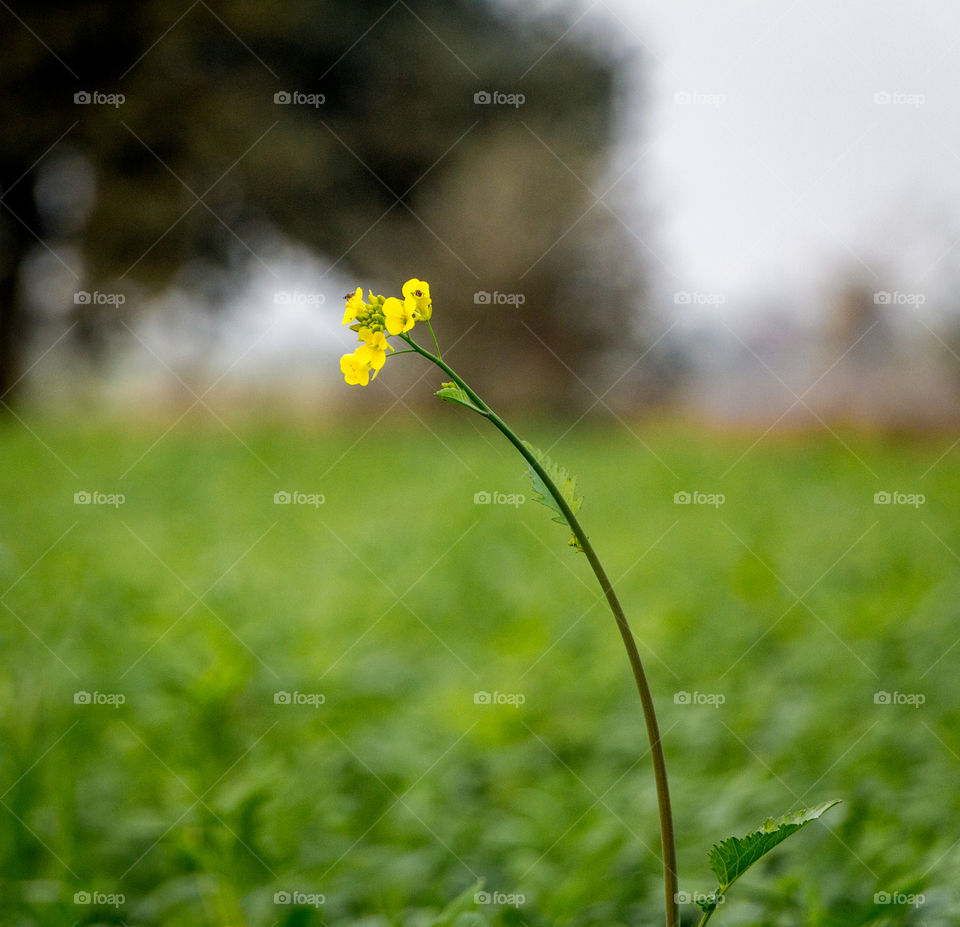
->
[699,800,841,914]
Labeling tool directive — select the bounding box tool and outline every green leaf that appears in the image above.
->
[703,800,841,909]
[428,880,484,927]
[436,382,486,416]
[523,442,584,552]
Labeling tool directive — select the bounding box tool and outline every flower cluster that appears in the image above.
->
[340,279,432,385]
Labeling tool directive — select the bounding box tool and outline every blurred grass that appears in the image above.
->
[1,411,959,926]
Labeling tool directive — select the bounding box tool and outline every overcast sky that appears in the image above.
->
[523,0,960,321]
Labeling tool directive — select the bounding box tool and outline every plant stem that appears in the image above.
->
[399,334,679,927]
[426,319,443,361]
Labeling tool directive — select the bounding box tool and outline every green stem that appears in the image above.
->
[696,909,714,927]
[399,334,679,927]
[426,319,443,361]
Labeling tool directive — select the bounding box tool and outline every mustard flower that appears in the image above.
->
[356,327,393,372]
[402,278,432,321]
[343,287,366,325]
[383,296,415,335]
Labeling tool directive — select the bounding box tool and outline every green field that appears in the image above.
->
[1,412,957,926]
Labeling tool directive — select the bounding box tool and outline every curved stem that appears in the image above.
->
[399,334,679,927]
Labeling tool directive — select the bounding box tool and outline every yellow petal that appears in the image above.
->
[402,278,430,301]
[356,343,385,371]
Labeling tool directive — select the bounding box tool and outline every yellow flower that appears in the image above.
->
[383,296,415,335]
[340,351,372,386]
[356,327,394,372]
[343,287,366,325]
[402,278,432,321]
[338,279,434,384]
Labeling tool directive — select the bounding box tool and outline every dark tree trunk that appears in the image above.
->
[0,172,35,408]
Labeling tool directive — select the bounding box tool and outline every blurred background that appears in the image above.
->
[3,1,960,925]
[6,0,960,421]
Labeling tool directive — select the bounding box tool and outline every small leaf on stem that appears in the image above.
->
[523,442,584,552]
[436,382,485,415]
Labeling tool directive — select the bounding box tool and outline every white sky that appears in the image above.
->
[542,0,960,320]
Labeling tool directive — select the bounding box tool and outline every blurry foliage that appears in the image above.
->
[1,417,959,924]
[0,0,663,406]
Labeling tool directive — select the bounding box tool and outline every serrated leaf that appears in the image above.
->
[523,442,584,552]
[707,800,841,898]
[436,382,485,415]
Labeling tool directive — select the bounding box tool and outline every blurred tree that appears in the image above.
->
[0,0,659,408]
